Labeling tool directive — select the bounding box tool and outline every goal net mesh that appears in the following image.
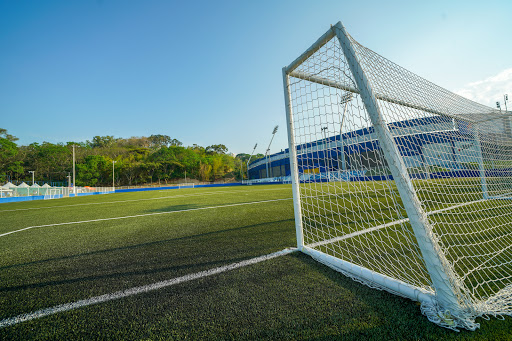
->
[285,27,512,330]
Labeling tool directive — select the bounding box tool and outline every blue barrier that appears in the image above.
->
[0,191,114,204]
[0,183,280,204]
[0,195,63,204]
[69,191,115,197]
[116,185,182,193]
[114,181,293,193]
[115,182,250,193]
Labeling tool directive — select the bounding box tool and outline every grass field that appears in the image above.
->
[1,184,512,340]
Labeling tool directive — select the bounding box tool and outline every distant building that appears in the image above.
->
[248,116,490,181]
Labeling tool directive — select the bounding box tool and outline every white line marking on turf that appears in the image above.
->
[309,198,488,248]
[0,188,290,213]
[0,247,297,328]
[0,198,292,237]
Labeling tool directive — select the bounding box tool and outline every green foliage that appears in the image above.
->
[76,155,111,186]
[206,144,228,155]
[23,142,71,182]
[0,137,18,165]
[87,136,118,148]
[0,129,19,182]
[0,128,19,142]
[1,133,243,186]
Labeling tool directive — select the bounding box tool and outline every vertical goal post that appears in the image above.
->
[282,21,512,330]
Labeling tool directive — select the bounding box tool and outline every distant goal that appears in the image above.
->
[283,21,512,330]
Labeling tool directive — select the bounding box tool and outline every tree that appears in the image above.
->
[0,137,18,165]
[24,142,70,182]
[206,144,228,155]
[76,155,110,186]
[170,138,182,147]
[5,161,24,182]
[190,144,205,154]
[0,128,19,142]
[0,130,248,186]
[0,129,19,182]
[199,161,212,181]
[148,134,171,149]
[141,161,161,183]
[88,135,117,148]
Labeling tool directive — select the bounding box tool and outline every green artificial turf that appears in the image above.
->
[0,184,511,340]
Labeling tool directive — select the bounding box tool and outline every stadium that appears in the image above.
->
[248,115,505,182]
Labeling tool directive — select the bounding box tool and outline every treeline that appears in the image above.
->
[0,129,264,186]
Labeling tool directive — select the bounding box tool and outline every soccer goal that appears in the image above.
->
[43,188,61,200]
[283,21,512,330]
[178,183,195,189]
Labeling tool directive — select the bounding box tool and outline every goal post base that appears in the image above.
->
[303,246,479,331]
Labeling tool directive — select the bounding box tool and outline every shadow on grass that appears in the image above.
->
[0,256,250,293]
[0,218,294,272]
[286,252,512,340]
[143,204,200,213]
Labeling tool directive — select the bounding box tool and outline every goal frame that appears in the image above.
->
[282,21,478,328]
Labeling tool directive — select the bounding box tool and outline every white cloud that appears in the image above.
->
[455,68,512,109]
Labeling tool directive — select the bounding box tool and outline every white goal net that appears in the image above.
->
[283,22,512,330]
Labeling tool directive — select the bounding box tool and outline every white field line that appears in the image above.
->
[308,198,487,248]
[0,247,297,328]
[0,187,291,213]
[307,218,410,248]
[0,198,292,238]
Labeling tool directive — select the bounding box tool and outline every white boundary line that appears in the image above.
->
[0,187,291,213]
[0,191,233,213]
[0,198,293,238]
[308,198,487,248]
[0,248,297,328]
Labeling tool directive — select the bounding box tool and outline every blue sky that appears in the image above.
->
[1,0,511,155]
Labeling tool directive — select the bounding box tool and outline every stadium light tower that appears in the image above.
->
[28,171,35,185]
[321,127,329,177]
[240,159,243,181]
[72,145,76,196]
[246,143,258,180]
[265,125,279,178]
[505,94,509,111]
[339,92,352,172]
[112,160,117,190]
[321,126,328,141]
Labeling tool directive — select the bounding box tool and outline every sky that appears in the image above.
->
[1,0,511,155]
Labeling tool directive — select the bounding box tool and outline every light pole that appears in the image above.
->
[240,159,243,181]
[112,160,117,190]
[339,93,352,173]
[265,125,279,178]
[321,127,329,178]
[72,145,76,196]
[28,171,35,185]
[505,94,509,111]
[246,143,258,180]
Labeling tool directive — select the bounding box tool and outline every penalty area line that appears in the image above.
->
[0,247,298,328]
[0,198,292,238]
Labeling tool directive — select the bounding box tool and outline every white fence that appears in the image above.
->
[0,183,114,199]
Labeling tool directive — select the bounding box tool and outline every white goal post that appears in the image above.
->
[283,21,512,330]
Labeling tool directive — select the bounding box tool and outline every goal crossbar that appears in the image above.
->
[285,22,509,125]
[289,70,474,124]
